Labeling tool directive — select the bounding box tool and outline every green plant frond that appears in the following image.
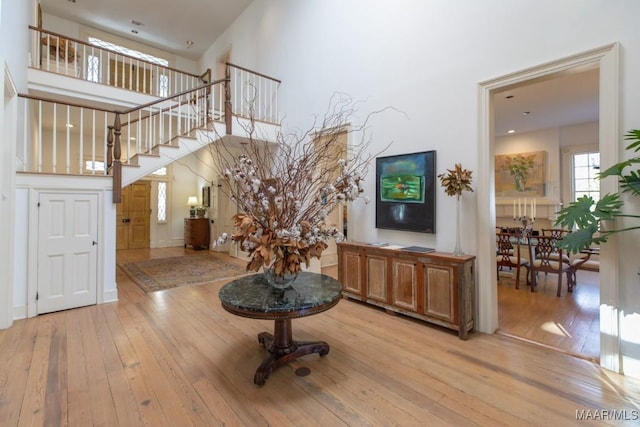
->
[598,158,640,179]
[624,129,640,152]
[619,170,640,197]
[555,196,598,229]
[556,225,602,254]
[554,129,640,251]
[594,193,624,217]
[555,193,622,231]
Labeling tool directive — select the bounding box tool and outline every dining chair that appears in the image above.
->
[496,232,530,289]
[541,228,571,262]
[527,235,573,296]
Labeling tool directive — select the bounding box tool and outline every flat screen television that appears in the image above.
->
[375,150,436,233]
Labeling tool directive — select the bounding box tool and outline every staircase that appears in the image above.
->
[21,59,282,197]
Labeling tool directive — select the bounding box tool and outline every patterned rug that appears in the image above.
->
[119,253,247,292]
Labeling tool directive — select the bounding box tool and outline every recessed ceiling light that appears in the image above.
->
[522,111,530,115]
[507,129,515,134]
[131,29,139,34]
[65,123,74,128]
[131,20,144,27]
[186,40,194,48]
[505,95,514,99]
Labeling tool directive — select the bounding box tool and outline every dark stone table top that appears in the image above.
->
[218,272,342,320]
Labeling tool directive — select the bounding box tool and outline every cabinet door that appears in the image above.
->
[423,263,456,322]
[366,255,387,302]
[391,260,417,311]
[341,250,362,297]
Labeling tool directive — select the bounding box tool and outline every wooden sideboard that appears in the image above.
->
[184,218,210,250]
[337,242,475,339]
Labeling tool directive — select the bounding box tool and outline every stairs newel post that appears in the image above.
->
[225,63,232,135]
[112,113,122,203]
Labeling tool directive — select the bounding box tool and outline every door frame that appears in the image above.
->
[477,43,620,372]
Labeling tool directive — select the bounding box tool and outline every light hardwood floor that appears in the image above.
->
[1,247,638,426]
[497,268,600,362]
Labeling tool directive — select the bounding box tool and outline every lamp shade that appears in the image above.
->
[187,196,198,206]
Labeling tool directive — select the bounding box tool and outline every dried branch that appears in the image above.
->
[207,93,394,275]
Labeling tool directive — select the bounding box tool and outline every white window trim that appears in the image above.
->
[561,143,599,208]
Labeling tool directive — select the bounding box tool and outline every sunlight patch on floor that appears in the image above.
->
[541,321,572,337]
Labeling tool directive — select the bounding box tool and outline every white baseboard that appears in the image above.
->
[13,305,27,320]
[102,289,118,303]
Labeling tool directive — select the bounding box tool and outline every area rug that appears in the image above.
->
[119,253,247,292]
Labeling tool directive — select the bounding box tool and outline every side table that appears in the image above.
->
[219,272,342,385]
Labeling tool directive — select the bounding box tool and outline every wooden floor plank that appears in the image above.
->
[0,247,637,426]
[0,318,38,426]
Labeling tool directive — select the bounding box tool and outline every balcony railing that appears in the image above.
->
[31,26,204,97]
[19,59,282,202]
[18,79,225,176]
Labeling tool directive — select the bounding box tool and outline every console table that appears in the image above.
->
[337,242,475,339]
[218,272,342,385]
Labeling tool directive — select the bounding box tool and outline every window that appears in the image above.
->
[88,37,168,66]
[85,160,105,172]
[87,55,100,82]
[159,74,169,97]
[157,182,167,222]
[573,152,600,202]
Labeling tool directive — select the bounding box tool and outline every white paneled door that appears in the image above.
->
[37,192,98,314]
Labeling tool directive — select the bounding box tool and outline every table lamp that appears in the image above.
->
[187,196,198,218]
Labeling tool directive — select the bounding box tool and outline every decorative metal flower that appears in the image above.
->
[438,163,474,197]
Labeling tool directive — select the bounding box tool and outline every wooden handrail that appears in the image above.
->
[31,26,202,79]
[226,62,282,83]
[117,78,227,115]
[17,93,115,113]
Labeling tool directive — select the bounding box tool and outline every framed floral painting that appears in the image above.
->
[495,151,546,197]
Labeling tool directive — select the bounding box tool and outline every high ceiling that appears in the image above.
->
[493,67,599,137]
[40,1,599,135]
[40,0,253,60]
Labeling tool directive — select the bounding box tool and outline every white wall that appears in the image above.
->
[199,0,640,377]
[1,0,31,329]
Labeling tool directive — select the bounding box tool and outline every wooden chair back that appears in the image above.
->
[541,228,570,239]
[528,235,572,297]
[496,232,529,288]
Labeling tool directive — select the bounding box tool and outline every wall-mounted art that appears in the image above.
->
[495,151,546,197]
[202,185,211,207]
[375,150,436,233]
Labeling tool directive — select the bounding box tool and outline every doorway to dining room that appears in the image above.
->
[490,60,603,361]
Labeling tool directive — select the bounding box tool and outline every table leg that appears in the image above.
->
[254,318,330,385]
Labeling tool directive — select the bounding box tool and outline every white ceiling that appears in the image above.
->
[40,1,599,135]
[493,67,599,136]
[40,0,253,60]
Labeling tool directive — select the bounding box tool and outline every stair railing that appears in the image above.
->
[110,78,228,201]
[31,26,205,98]
[19,58,281,203]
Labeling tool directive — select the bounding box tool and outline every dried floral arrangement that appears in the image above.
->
[438,163,474,198]
[212,95,389,277]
